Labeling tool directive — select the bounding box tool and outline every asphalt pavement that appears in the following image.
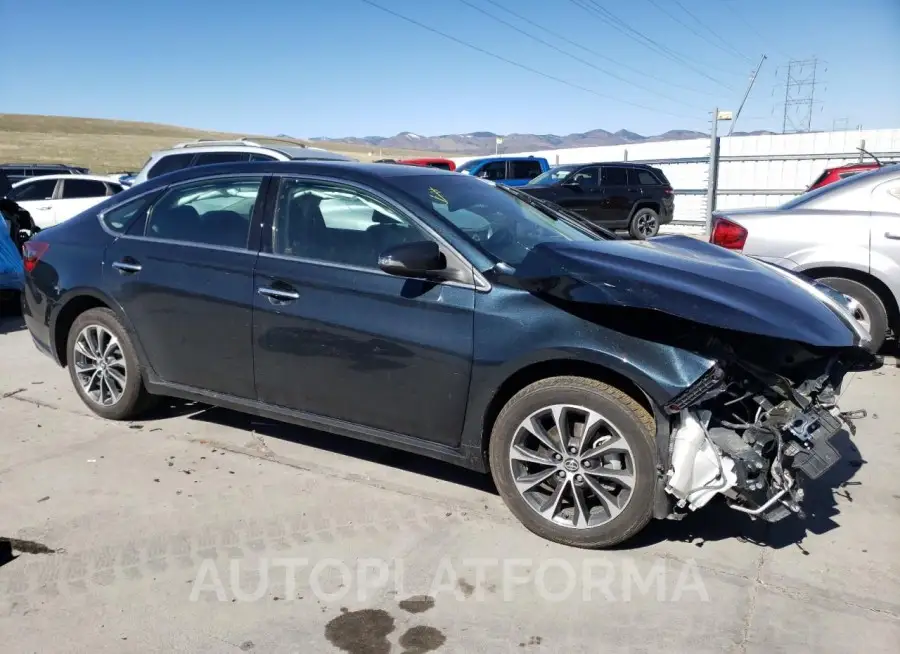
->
[1,311,898,653]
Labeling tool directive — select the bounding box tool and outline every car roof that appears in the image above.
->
[152,143,355,162]
[12,174,120,186]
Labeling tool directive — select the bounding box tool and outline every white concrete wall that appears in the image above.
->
[451,128,900,226]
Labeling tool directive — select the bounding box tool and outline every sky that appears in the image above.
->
[3,0,899,138]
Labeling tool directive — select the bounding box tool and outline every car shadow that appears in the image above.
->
[148,399,498,495]
[143,400,864,550]
[616,428,865,552]
[0,316,24,335]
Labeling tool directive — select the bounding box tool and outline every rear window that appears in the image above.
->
[147,153,195,179]
[425,162,452,171]
[193,152,251,166]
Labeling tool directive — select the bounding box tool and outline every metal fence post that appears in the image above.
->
[705,110,720,234]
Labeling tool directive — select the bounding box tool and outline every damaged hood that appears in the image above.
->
[511,235,864,348]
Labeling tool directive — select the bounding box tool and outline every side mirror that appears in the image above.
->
[378,241,447,278]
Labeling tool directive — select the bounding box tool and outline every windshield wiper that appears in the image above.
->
[498,184,619,239]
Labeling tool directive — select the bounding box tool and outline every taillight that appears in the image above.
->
[710,216,748,251]
[22,241,49,273]
[663,186,674,196]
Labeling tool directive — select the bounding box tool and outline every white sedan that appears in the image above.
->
[7,175,125,229]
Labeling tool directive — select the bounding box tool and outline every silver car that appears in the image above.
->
[709,163,900,350]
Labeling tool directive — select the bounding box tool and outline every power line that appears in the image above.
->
[570,0,738,90]
[357,0,701,120]
[720,0,793,60]
[646,0,754,63]
[485,0,717,98]
[456,0,703,109]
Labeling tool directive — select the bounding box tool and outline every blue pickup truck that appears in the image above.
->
[456,156,550,186]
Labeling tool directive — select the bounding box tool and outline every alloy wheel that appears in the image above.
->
[508,404,636,529]
[635,211,658,238]
[73,325,127,407]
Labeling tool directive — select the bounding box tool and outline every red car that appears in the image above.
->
[398,157,457,171]
[807,162,881,191]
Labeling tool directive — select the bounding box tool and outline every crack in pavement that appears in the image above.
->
[733,546,768,653]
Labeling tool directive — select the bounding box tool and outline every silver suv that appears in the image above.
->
[132,137,356,186]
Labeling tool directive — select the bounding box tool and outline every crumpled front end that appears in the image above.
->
[661,339,877,523]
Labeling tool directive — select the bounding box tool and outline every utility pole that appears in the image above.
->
[706,109,732,233]
[780,58,823,134]
[729,55,767,136]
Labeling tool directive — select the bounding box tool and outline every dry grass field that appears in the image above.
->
[0,114,447,173]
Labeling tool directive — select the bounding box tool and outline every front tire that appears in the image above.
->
[66,307,154,420]
[489,376,657,549]
[817,276,889,352]
[628,208,660,239]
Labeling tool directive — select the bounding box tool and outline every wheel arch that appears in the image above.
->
[628,200,661,220]
[51,289,146,368]
[480,358,657,462]
[802,266,899,330]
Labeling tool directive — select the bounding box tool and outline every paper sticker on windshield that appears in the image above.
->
[428,187,448,205]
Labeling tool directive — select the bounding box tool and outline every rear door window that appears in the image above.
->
[61,178,109,199]
[509,160,544,180]
[601,167,628,186]
[147,153,195,179]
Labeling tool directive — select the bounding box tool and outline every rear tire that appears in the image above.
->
[817,276,889,351]
[628,208,660,240]
[66,307,155,420]
[489,376,657,549]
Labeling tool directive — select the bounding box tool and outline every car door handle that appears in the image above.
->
[112,260,142,274]
[35,205,53,210]
[885,232,900,240]
[258,286,300,302]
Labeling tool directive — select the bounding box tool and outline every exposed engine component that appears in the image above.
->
[664,350,859,524]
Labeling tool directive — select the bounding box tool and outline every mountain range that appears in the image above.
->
[307,128,778,155]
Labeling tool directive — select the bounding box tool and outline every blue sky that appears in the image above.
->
[3,0,899,138]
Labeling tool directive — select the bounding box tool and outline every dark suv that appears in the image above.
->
[521,162,674,239]
[20,160,876,549]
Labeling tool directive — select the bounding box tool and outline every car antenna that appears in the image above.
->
[857,146,883,167]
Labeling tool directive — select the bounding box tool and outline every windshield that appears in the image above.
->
[393,174,600,266]
[455,159,485,174]
[528,165,579,186]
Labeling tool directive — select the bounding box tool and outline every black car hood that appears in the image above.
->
[510,235,859,348]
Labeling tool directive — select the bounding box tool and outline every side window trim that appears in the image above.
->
[263,174,486,290]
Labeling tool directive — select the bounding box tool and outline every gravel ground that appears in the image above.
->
[1,311,898,653]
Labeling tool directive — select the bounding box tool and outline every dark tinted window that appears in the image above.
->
[601,167,628,186]
[425,162,452,170]
[271,179,428,268]
[838,171,862,180]
[106,183,124,195]
[10,178,56,201]
[147,153,195,179]
[62,178,108,199]
[479,161,507,180]
[249,153,278,162]
[146,177,262,248]
[630,168,660,185]
[510,160,544,179]
[193,152,251,166]
[1,167,26,178]
[101,191,162,234]
[33,167,70,176]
